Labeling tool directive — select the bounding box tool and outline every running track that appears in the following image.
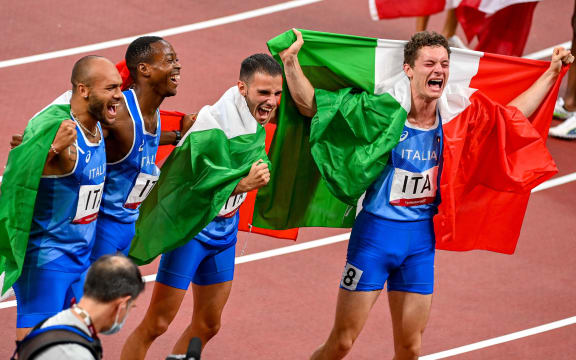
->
[0,1,575,358]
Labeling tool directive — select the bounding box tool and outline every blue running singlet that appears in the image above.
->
[99,89,161,224]
[363,114,443,221]
[26,115,106,271]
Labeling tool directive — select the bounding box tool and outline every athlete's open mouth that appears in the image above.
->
[427,79,443,90]
[170,73,181,86]
[257,105,272,119]
[107,103,118,117]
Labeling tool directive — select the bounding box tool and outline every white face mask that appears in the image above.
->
[100,300,131,336]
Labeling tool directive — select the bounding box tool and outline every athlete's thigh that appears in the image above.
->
[191,281,233,321]
[332,288,381,335]
[91,215,135,261]
[341,211,408,292]
[141,281,188,326]
[156,238,210,290]
[192,242,236,286]
[387,221,435,295]
[387,291,432,346]
[14,267,81,327]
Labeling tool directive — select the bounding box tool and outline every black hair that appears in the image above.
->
[125,36,165,79]
[404,31,451,67]
[84,255,145,303]
[239,53,282,82]
[70,55,104,91]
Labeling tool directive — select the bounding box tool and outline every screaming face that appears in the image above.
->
[239,72,283,125]
[85,61,123,125]
[404,45,450,102]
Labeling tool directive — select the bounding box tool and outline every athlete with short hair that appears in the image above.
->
[12,55,123,339]
[89,36,191,262]
[278,29,573,359]
[120,53,282,360]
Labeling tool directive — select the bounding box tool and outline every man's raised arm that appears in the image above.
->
[278,29,317,118]
[508,47,574,118]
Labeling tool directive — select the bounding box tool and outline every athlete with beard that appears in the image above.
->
[8,37,189,262]
[12,55,122,339]
[89,36,191,261]
[121,54,282,360]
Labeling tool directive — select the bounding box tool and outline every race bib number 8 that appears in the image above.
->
[218,192,247,218]
[124,172,160,209]
[73,183,104,224]
[389,166,438,206]
[340,262,363,291]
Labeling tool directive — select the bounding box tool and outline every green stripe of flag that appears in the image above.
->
[130,87,269,265]
[0,101,68,292]
[253,30,406,230]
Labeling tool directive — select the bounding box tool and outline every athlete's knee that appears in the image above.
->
[195,316,222,340]
[394,335,423,359]
[394,344,421,360]
[143,314,173,339]
[329,328,360,357]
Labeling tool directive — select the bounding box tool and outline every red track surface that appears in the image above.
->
[1,1,575,359]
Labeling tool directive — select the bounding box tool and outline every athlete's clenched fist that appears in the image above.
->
[234,159,270,193]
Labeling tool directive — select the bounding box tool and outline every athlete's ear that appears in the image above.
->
[77,82,90,99]
[403,63,413,80]
[137,63,151,78]
[237,80,247,97]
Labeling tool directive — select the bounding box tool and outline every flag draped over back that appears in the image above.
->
[253,29,562,254]
[0,94,69,292]
[129,87,270,264]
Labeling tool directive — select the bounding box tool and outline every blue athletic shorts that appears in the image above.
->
[90,214,136,262]
[340,210,435,295]
[156,238,236,289]
[13,267,85,328]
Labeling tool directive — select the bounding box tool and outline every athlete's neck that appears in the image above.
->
[408,95,437,129]
[133,85,163,133]
[70,95,98,135]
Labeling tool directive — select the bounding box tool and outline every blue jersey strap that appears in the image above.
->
[12,321,102,360]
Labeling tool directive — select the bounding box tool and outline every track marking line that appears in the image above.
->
[420,316,576,359]
[0,0,323,69]
[142,232,351,283]
[524,41,571,60]
[532,172,576,192]
[0,232,351,310]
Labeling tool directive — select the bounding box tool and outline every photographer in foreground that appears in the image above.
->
[13,255,144,360]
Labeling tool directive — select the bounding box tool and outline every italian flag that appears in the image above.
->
[129,87,270,264]
[250,29,563,254]
[0,93,69,293]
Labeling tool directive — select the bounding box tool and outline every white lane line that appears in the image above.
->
[142,232,351,283]
[532,172,576,192]
[420,316,576,359]
[0,0,323,69]
[523,41,571,60]
[1,232,351,308]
